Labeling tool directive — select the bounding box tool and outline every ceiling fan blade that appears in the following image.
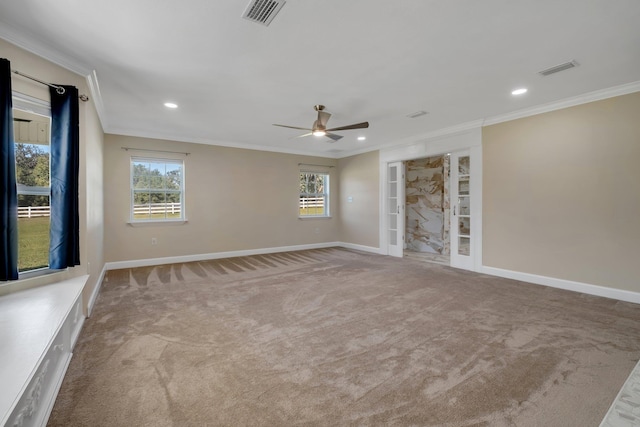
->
[326,121,369,132]
[325,133,343,142]
[295,132,313,139]
[273,124,313,131]
[318,111,331,127]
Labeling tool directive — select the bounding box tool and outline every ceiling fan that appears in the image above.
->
[273,105,369,142]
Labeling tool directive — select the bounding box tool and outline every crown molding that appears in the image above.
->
[0,22,92,77]
[483,80,640,126]
[86,70,108,130]
[106,127,344,159]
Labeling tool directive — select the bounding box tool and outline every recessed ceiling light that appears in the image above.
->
[164,102,178,109]
[357,136,366,141]
[511,88,527,96]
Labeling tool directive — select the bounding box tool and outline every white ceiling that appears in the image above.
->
[1,0,639,158]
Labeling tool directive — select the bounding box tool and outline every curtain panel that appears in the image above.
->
[49,85,80,269]
[0,58,18,281]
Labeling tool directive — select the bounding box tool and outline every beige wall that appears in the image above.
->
[103,135,339,263]
[338,150,380,249]
[483,91,640,292]
[82,97,105,309]
[0,39,105,307]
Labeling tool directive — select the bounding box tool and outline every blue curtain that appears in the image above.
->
[49,85,80,269]
[0,58,18,281]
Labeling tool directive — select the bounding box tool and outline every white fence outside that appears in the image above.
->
[299,196,325,209]
[20,200,320,218]
[18,203,183,219]
[18,206,50,218]
[133,203,182,216]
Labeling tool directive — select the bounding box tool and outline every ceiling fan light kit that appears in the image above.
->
[273,104,369,143]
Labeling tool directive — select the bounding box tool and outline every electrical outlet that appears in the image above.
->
[151,237,157,245]
[314,227,320,234]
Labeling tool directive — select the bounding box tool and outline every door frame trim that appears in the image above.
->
[379,127,482,271]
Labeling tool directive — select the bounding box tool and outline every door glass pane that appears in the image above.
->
[458,217,470,236]
[389,165,397,182]
[389,214,397,230]
[389,197,397,214]
[452,153,472,264]
[459,156,470,175]
[459,196,470,215]
[459,178,469,195]
[459,237,470,256]
[388,161,403,256]
[390,230,397,245]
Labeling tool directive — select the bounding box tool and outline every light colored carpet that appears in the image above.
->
[601,358,640,425]
[49,248,640,426]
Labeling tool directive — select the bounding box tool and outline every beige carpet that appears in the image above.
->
[49,248,640,426]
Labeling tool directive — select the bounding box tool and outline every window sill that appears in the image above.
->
[298,216,332,220]
[18,267,65,280]
[0,268,69,296]
[127,219,188,227]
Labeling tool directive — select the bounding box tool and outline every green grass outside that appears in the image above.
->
[299,207,326,216]
[133,212,182,220]
[18,216,50,272]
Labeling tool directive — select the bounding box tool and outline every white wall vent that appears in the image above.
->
[538,60,579,76]
[242,0,286,26]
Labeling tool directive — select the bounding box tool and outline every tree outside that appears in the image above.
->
[132,160,183,219]
[15,142,50,206]
[299,172,327,216]
[15,142,51,272]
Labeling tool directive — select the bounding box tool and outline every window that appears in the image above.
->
[299,171,329,217]
[13,107,51,273]
[131,157,184,222]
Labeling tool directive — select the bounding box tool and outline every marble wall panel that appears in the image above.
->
[405,156,450,254]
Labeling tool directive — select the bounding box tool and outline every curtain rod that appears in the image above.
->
[121,147,191,156]
[11,69,90,102]
[298,163,334,168]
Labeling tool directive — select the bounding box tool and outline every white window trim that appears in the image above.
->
[13,91,54,277]
[299,171,330,218]
[129,156,186,224]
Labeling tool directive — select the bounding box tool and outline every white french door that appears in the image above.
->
[387,161,404,257]
[450,150,474,270]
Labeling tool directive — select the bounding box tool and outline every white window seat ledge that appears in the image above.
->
[0,275,87,427]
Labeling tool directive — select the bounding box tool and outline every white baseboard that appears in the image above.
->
[481,265,640,305]
[338,242,384,255]
[87,264,107,317]
[104,242,343,271]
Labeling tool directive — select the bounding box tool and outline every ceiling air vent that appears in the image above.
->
[538,60,579,77]
[242,0,286,26]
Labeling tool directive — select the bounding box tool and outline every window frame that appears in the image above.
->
[13,92,53,276]
[299,170,330,218]
[129,156,186,224]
